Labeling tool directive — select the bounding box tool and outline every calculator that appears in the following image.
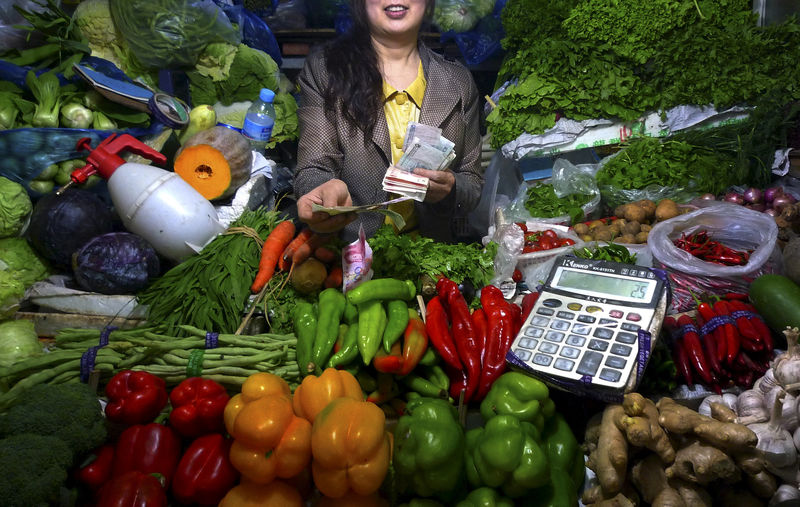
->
[508,255,669,394]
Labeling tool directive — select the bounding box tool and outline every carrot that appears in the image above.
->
[313,245,337,264]
[324,266,343,289]
[278,228,313,271]
[250,221,296,293]
[291,233,328,267]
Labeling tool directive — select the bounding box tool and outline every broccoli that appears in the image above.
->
[0,433,73,507]
[0,383,106,461]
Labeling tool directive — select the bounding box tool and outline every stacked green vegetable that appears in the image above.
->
[522,182,592,225]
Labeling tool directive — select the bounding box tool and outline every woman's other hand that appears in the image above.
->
[413,168,455,203]
[297,179,357,233]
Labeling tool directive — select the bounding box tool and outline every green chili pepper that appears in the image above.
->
[418,347,438,366]
[357,300,387,364]
[327,323,360,369]
[311,288,347,372]
[346,278,416,305]
[383,299,410,352]
[343,301,358,324]
[292,301,317,376]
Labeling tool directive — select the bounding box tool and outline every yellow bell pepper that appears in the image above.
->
[311,397,391,498]
[292,368,364,423]
[218,478,303,507]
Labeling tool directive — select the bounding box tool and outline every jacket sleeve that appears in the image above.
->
[429,69,483,217]
[294,51,343,198]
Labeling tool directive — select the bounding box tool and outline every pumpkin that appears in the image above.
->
[174,126,253,201]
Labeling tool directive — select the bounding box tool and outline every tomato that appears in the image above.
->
[522,245,540,254]
[512,269,523,283]
[524,232,540,243]
[559,238,576,247]
[541,229,558,239]
[515,222,528,233]
[538,237,557,250]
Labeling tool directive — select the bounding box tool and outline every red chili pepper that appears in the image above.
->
[471,308,488,365]
[96,470,167,507]
[112,423,182,488]
[171,434,239,506]
[425,295,462,371]
[399,310,429,376]
[739,301,774,352]
[696,301,726,365]
[696,313,722,376]
[713,300,740,364]
[677,315,714,384]
[168,377,229,439]
[508,302,523,337]
[475,285,515,400]
[734,351,767,376]
[665,317,693,387]
[521,291,540,323]
[105,370,168,426]
[725,299,761,343]
[437,277,481,403]
[447,365,469,403]
[76,444,115,491]
[373,340,404,374]
[723,292,749,301]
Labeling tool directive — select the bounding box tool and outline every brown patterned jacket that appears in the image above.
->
[294,43,484,243]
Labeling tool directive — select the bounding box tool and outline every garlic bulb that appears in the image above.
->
[769,484,800,506]
[781,392,799,433]
[748,391,799,475]
[756,368,779,395]
[794,426,800,453]
[738,389,769,425]
[773,327,800,387]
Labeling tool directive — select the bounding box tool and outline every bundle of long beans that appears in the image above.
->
[0,324,299,410]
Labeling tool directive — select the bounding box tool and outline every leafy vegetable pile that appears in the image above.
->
[523,182,592,224]
[488,0,800,148]
[368,225,497,290]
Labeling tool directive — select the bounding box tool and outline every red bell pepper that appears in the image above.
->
[471,308,488,365]
[172,433,239,506]
[399,310,428,375]
[437,277,481,402]
[508,302,522,337]
[96,470,167,507]
[105,370,168,426]
[168,377,229,439]
[520,291,539,323]
[112,423,181,488]
[425,295,462,371]
[76,444,115,491]
[475,285,515,400]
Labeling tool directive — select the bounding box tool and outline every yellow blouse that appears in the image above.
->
[383,61,426,232]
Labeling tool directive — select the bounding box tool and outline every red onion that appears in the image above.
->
[699,193,716,200]
[743,187,763,204]
[747,203,766,212]
[724,192,745,205]
[772,193,796,213]
[765,186,783,203]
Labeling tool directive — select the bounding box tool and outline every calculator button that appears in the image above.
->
[626,312,642,322]
[531,316,550,327]
[554,358,575,371]
[576,351,603,376]
[571,324,591,335]
[539,342,558,354]
[533,353,553,366]
[567,303,582,311]
[542,298,562,308]
[536,307,555,316]
[588,339,609,352]
[518,338,538,350]
[577,315,596,323]
[545,330,565,343]
[560,346,580,359]
[621,323,640,332]
[616,332,637,344]
[611,344,632,356]
[514,348,531,361]
[586,306,602,313]
[599,318,618,327]
[524,326,544,338]
[593,328,614,340]
[556,311,575,320]
[599,368,622,383]
[551,320,570,331]
[606,356,627,369]
[566,335,586,347]
[609,310,624,319]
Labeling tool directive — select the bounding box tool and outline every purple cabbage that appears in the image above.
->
[72,232,160,295]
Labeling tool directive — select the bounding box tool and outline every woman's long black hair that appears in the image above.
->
[322,0,434,137]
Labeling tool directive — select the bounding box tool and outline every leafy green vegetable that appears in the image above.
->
[0,238,51,286]
[195,42,239,82]
[0,178,32,238]
[59,102,92,129]
[0,272,25,320]
[71,0,125,67]
[25,71,62,128]
[368,225,498,292]
[0,320,42,368]
[434,0,480,33]
[572,242,637,264]
[188,44,280,106]
[522,182,592,225]
[91,110,117,130]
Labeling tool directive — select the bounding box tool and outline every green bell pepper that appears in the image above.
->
[465,415,550,498]
[541,412,585,491]
[394,397,465,499]
[479,372,554,429]
[456,487,514,507]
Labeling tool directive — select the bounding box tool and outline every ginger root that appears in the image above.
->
[591,404,629,496]
[622,392,675,464]
[656,397,757,451]
[744,470,778,499]
[631,454,686,507]
[709,401,738,424]
[670,478,713,507]
[665,439,739,485]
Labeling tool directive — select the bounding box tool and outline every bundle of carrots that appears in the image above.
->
[250,221,343,293]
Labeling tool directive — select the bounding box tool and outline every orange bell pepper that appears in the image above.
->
[224,373,311,484]
[218,479,303,507]
[316,490,390,507]
[311,397,391,498]
[292,368,363,423]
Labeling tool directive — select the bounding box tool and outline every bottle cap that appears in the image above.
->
[259,88,275,103]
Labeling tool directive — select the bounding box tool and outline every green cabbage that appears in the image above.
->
[196,43,239,82]
[434,1,480,32]
[0,272,25,320]
[72,0,126,68]
[188,44,280,106]
[0,238,51,287]
[0,177,32,238]
[0,320,42,368]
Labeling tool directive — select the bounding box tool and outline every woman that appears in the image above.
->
[294,0,483,242]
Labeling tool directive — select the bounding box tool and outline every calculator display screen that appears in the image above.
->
[555,269,653,301]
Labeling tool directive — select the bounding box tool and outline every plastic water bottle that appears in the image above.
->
[242,88,276,152]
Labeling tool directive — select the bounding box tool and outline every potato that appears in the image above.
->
[614,205,628,218]
[635,231,650,244]
[581,234,595,242]
[588,220,606,230]
[622,220,641,236]
[617,233,636,244]
[573,223,590,235]
[623,205,647,224]
[655,199,680,221]
[291,258,328,295]
[635,199,657,219]
[640,224,652,233]
[594,229,614,241]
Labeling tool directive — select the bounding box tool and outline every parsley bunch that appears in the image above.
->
[523,183,592,225]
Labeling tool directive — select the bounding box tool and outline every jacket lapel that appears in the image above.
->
[418,45,460,128]
[371,102,391,165]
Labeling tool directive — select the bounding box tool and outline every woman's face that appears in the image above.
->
[364,0,428,40]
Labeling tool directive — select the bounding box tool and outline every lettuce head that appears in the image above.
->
[0,177,32,238]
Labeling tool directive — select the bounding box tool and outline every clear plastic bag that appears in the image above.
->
[215,2,282,66]
[440,0,504,66]
[648,203,782,312]
[109,0,239,69]
[0,0,47,52]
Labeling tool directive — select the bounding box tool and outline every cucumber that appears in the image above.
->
[748,274,800,333]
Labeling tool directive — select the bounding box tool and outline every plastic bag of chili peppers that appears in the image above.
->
[648,203,782,312]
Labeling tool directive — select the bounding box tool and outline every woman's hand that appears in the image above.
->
[297,179,357,233]
[413,168,455,203]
